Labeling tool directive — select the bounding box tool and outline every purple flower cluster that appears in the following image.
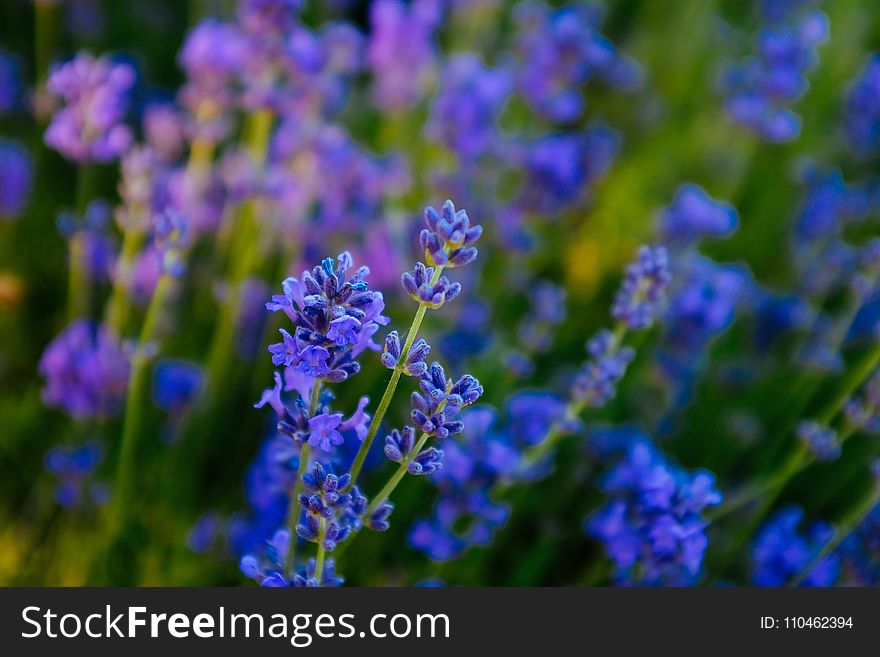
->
[587,438,722,585]
[721,3,828,142]
[845,53,880,157]
[410,394,566,560]
[58,200,118,282]
[518,126,620,215]
[751,506,839,586]
[255,371,370,453]
[295,462,365,552]
[266,252,388,383]
[44,52,136,162]
[240,528,343,587]
[367,0,441,111]
[427,54,511,160]
[409,408,515,560]
[513,2,642,123]
[39,320,130,420]
[612,245,671,330]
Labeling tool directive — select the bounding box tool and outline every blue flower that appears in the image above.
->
[659,184,739,246]
[845,53,880,157]
[612,245,671,330]
[586,437,722,585]
[751,507,839,586]
[152,360,204,412]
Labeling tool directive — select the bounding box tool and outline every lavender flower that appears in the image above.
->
[44,52,135,162]
[427,54,512,160]
[587,438,722,585]
[266,252,388,382]
[39,320,130,420]
[751,506,839,586]
[518,127,620,215]
[0,140,32,220]
[513,1,642,122]
[845,53,880,157]
[573,330,636,408]
[659,184,739,246]
[612,245,671,330]
[409,408,515,560]
[178,19,245,140]
[410,362,483,439]
[796,420,840,461]
[152,360,204,412]
[255,371,370,452]
[381,332,430,376]
[419,199,483,268]
[721,5,828,142]
[240,528,343,587]
[143,104,186,161]
[367,0,441,111]
[295,462,363,552]
[44,441,108,508]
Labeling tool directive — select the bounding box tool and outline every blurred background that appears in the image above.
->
[1,0,880,586]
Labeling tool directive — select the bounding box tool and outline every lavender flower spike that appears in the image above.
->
[611,245,671,330]
[420,199,483,268]
[44,52,135,163]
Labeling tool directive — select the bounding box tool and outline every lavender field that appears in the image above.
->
[1,0,879,587]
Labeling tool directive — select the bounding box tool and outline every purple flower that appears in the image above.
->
[721,7,828,142]
[307,413,345,451]
[143,104,186,161]
[428,54,512,160]
[39,320,130,420]
[612,245,671,330]
[752,507,839,586]
[381,332,430,376]
[796,420,840,461]
[367,0,441,111]
[513,2,642,122]
[44,441,106,508]
[239,528,344,587]
[518,127,620,215]
[659,184,739,246]
[419,199,483,268]
[0,140,32,220]
[44,52,135,162]
[587,438,722,585]
[152,360,204,412]
[266,252,387,382]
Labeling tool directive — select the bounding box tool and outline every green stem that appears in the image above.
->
[105,228,146,334]
[364,432,431,518]
[789,481,880,587]
[67,165,96,321]
[284,380,321,572]
[713,342,880,521]
[314,517,327,583]
[518,321,629,470]
[110,274,174,536]
[345,265,445,491]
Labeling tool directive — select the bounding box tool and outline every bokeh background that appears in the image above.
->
[1,0,880,586]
